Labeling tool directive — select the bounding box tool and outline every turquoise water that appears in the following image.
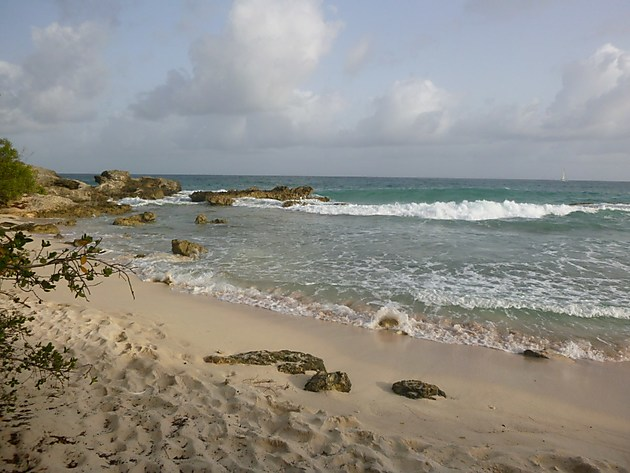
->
[64,175,630,361]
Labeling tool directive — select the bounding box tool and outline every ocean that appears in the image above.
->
[63,175,630,362]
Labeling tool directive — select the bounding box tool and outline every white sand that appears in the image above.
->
[1,234,629,471]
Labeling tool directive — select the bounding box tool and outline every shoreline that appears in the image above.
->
[1,216,630,470]
[1,237,629,470]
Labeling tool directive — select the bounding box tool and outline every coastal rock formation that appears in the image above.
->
[391,380,446,400]
[3,167,178,219]
[14,223,61,235]
[195,214,208,224]
[94,170,181,200]
[190,186,329,206]
[171,239,207,258]
[304,371,352,393]
[204,350,327,375]
[113,212,156,226]
[32,167,90,199]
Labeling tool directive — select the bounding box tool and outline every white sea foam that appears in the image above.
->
[283,200,603,221]
[119,191,196,207]
[126,254,628,362]
[232,197,284,208]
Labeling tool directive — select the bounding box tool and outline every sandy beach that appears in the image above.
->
[1,226,629,472]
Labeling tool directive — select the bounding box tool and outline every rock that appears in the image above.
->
[522,349,549,359]
[113,212,156,226]
[14,223,60,235]
[195,214,208,224]
[304,371,352,393]
[94,170,181,200]
[195,215,227,224]
[171,239,207,257]
[391,380,446,400]
[2,166,179,218]
[35,201,132,219]
[377,316,400,329]
[31,167,93,202]
[71,236,95,247]
[205,194,235,206]
[190,185,329,206]
[59,219,77,226]
[94,170,131,184]
[204,350,326,374]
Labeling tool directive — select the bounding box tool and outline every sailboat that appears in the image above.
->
[561,170,566,182]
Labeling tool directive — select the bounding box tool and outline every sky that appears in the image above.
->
[1,0,630,180]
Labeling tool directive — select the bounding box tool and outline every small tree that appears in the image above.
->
[0,138,36,205]
[0,229,133,414]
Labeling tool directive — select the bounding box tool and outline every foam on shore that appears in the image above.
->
[1,265,629,471]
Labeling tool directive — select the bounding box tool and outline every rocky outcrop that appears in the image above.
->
[4,167,178,219]
[7,194,132,219]
[113,212,156,226]
[204,350,326,374]
[304,371,352,393]
[14,223,61,235]
[391,380,446,400]
[171,239,207,258]
[94,170,181,200]
[190,186,329,206]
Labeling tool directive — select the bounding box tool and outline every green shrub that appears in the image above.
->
[0,138,37,205]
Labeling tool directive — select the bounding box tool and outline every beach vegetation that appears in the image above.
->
[0,138,37,205]
[0,229,133,415]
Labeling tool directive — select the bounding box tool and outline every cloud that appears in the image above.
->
[545,43,630,137]
[344,37,372,75]
[354,78,454,144]
[132,0,342,118]
[0,21,108,132]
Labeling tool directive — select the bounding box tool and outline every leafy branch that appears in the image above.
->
[0,228,134,414]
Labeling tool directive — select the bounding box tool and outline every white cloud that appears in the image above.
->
[545,43,630,137]
[132,0,342,118]
[345,37,371,75]
[354,78,454,144]
[0,21,108,132]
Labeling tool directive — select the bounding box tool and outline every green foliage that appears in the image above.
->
[0,229,133,414]
[0,138,37,205]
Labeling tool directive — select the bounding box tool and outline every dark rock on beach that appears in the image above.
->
[392,380,446,400]
[190,186,329,206]
[171,239,208,258]
[304,371,352,393]
[204,350,327,374]
[522,349,549,359]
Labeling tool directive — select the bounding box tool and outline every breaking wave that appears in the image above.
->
[284,200,610,221]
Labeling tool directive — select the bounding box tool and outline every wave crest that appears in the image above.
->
[284,200,622,221]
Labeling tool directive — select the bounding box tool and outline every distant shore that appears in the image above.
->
[1,221,629,471]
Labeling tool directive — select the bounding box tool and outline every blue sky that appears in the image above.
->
[2,0,630,180]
